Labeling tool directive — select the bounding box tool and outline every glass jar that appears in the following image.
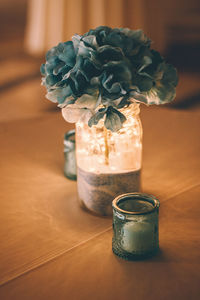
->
[112,193,160,260]
[75,102,142,216]
[64,130,77,180]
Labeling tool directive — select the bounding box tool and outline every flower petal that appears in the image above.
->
[57,41,76,67]
[105,106,126,132]
[62,106,92,123]
[82,35,98,49]
[46,86,73,104]
[75,94,97,109]
[97,45,123,62]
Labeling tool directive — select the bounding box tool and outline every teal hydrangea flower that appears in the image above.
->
[41,26,178,132]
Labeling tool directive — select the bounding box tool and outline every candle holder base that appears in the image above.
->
[112,240,159,261]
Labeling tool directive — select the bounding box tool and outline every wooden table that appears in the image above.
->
[0,78,200,299]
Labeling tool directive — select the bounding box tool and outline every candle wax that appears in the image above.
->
[122,221,155,253]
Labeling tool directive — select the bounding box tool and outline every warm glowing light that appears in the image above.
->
[76,103,142,174]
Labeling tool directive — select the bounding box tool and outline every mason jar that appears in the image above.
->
[75,102,143,216]
[112,193,160,260]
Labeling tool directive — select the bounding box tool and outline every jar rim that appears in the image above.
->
[119,101,140,116]
[112,193,160,215]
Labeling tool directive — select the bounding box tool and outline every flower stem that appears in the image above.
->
[104,127,109,165]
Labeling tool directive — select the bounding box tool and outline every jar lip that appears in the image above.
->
[64,129,75,143]
[112,193,160,215]
[119,101,140,116]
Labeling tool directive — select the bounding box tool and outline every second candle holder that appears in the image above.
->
[112,193,160,260]
[64,130,77,180]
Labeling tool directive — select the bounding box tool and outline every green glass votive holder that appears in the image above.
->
[112,193,160,260]
[64,130,77,180]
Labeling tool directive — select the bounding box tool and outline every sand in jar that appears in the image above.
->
[77,167,141,215]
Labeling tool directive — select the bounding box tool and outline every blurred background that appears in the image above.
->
[0,0,200,122]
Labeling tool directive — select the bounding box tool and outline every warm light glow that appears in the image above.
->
[76,103,142,174]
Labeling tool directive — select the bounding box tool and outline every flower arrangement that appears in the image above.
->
[41,26,178,132]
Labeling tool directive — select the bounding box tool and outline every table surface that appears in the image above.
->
[0,77,200,300]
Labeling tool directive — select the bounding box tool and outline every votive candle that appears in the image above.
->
[112,193,160,260]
